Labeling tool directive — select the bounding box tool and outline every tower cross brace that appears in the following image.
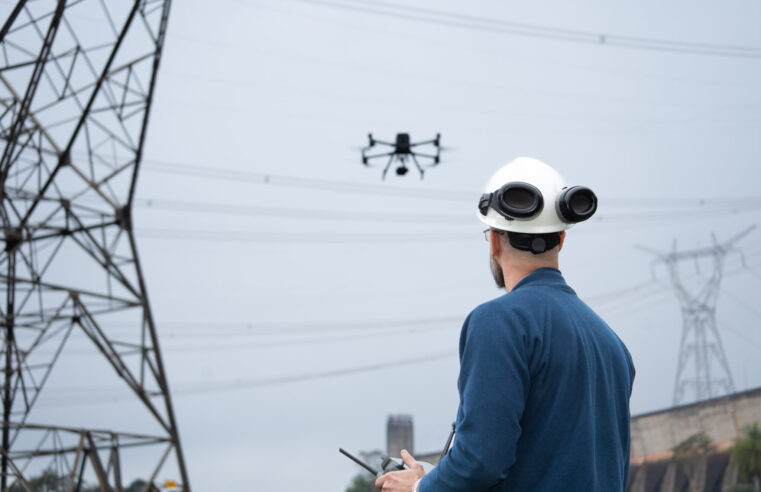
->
[0,1,189,490]
[642,226,754,406]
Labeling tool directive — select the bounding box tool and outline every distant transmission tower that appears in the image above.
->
[0,2,189,491]
[642,226,754,407]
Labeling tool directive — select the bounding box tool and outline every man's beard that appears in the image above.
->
[490,255,505,288]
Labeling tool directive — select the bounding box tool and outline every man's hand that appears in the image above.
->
[375,449,425,491]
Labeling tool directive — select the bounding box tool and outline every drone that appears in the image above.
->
[361,132,442,180]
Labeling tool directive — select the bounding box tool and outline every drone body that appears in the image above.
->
[361,132,442,179]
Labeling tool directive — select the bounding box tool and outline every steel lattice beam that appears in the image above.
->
[643,226,755,406]
[0,1,189,490]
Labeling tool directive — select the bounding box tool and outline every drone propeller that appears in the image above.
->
[358,131,444,179]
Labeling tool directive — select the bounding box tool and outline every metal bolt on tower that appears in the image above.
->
[642,226,755,407]
[0,1,189,490]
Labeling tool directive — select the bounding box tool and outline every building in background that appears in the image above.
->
[383,386,761,491]
[387,415,415,457]
[627,386,761,492]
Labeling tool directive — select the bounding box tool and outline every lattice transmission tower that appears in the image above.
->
[643,227,754,407]
[0,1,189,491]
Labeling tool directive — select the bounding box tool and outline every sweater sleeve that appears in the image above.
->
[418,305,531,492]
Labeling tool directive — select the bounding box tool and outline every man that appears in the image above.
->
[375,157,635,492]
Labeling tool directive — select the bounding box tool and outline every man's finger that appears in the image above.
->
[374,474,386,489]
[400,449,418,468]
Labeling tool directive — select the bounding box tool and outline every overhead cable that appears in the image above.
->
[719,323,761,351]
[136,227,473,243]
[289,0,761,59]
[135,197,473,224]
[37,350,457,405]
[719,285,761,321]
[99,315,464,335]
[132,195,761,227]
[189,0,761,91]
[142,158,473,200]
[40,322,459,355]
[141,158,761,209]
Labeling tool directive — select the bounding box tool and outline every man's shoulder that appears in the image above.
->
[466,290,546,332]
[471,287,549,317]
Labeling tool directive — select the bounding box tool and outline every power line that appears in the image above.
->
[95,315,464,336]
[602,250,761,323]
[141,157,761,209]
[136,227,474,243]
[134,197,473,224]
[594,283,675,321]
[141,158,474,200]
[582,280,653,305]
[46,315,465,343]
[160,67,761,119]
[719,323,761,351]
[36,350,458,405]
[66,275,676,336]
[288,0,761,59]
[41,321,460,355]
[135,218,760,243]
[719,285,761,322]
[184,0,761,93]
[131,196,761,227]
[747,268,761,284]
[175,349,450,396]
[156,89,761,139]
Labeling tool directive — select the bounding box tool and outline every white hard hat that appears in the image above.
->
[477,157,597,234]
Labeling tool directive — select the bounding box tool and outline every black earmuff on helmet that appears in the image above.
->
[507,231,561,255]
[478,182,544,221]
[556,186,597,223]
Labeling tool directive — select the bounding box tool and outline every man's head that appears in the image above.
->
[477,157,596,289]
[487,228,566,289]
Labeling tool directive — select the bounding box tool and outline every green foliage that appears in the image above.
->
[8,467,66,492]
[345,472,375,492]
[731,422,761,486]
[7,468,152,492]
[344,449,383,492]
[671,431,715,462]
[726,484,760,492]
[126,479,149,492]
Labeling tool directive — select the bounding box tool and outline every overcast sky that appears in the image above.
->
[13,0,761,490]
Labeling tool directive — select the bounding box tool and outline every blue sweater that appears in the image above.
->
[419,268,634,492]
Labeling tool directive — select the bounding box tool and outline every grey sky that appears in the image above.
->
[18,0,761,490]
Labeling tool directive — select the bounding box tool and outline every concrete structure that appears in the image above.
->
[383,386,761,490]
[627,386,761,492]
[631,386,761,464]
[387,415,414,458]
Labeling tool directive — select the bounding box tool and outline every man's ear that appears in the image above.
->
[490,230,503,258]
[557,231,566,252]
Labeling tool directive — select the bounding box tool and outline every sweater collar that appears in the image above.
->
[512,267,574,293]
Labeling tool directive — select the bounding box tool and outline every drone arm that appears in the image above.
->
[409,151,438,165]
[364,151,396,160]
[381,154,395,180]
[409,139,437,147]
[410,134,442,147]
[410,154,424,180]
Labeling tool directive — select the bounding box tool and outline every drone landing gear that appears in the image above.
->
[361,132,442,180]
[381,155,423,180]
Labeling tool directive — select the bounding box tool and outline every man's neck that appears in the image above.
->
[504,261,558,292]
